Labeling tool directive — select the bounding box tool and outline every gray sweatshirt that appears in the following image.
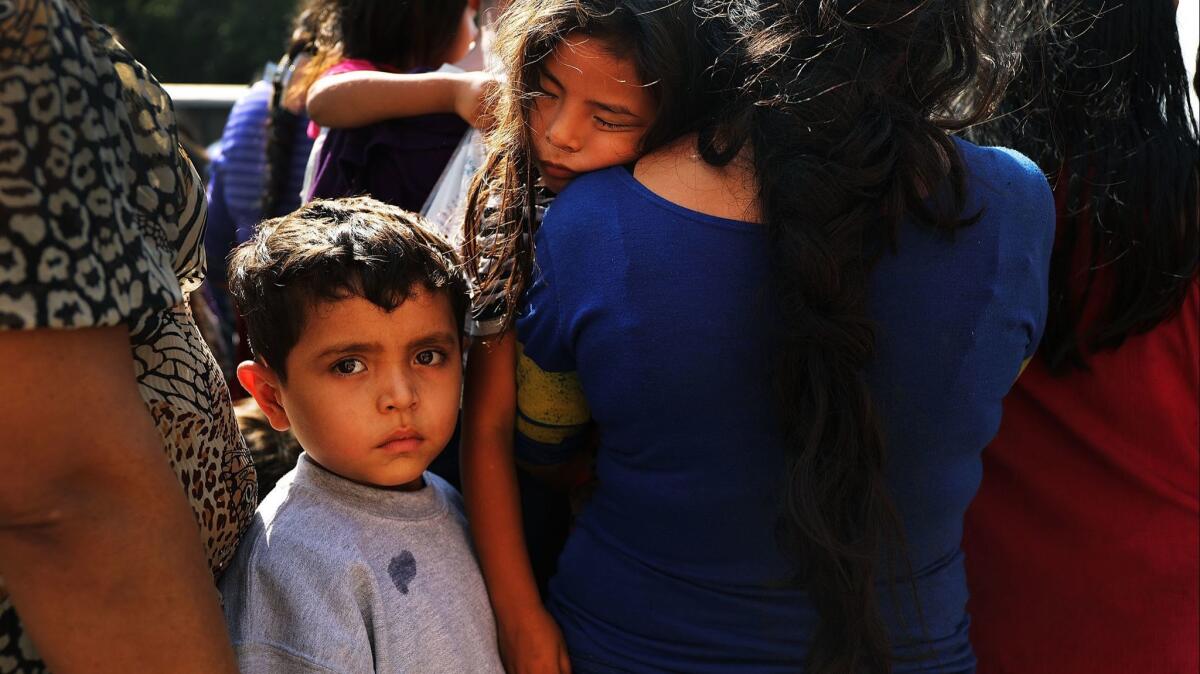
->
[219,454,504,673]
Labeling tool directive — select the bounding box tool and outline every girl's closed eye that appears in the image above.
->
[415,349,447,366]
[594,116,630,130]
[332,358,367,376]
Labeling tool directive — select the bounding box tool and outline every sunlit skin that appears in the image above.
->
[239,289,463,491]
[530,32,658,193]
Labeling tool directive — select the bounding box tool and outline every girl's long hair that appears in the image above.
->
[469,1,1013,671]
[967,0,1200,373]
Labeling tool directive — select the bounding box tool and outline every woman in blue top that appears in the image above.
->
[474,1,1053,671]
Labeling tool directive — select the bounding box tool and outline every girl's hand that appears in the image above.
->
[498,604,572,674]
[455,71,499,130]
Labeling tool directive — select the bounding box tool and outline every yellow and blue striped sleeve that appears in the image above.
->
[514,341,591,465]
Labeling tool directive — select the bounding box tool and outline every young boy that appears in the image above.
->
[218,197,503,673]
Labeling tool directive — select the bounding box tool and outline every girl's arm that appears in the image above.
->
[460,333,572,674]
[305,70,495,129]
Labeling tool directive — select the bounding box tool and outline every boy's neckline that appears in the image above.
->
[291,453,448,521]
[307,454,425,492]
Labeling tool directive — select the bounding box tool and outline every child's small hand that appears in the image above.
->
[455,72,500,130]
[498,604,571,674]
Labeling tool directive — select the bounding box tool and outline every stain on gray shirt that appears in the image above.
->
[219,454,504,673]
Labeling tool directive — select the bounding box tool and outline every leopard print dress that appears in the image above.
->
[0,1,257,670]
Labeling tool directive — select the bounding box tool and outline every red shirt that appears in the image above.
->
[964,277,1199,673]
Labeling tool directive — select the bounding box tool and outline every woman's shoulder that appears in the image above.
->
[953,137,1055,242]
[539,168,630,235]
[553,166,630,204]
[955,136,1043,177]
[956,138,1052,213]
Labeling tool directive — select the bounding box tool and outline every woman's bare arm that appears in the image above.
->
[0,326,239,674]
[306,70,495,129]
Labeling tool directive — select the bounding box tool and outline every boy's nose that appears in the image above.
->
[378,372,418,413]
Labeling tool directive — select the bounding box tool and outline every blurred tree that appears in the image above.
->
[91,0,301,83]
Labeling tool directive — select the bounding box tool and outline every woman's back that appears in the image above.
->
[514,137,1053,671]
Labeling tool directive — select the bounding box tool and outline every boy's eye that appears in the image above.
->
[414,349,446,367]
[332,358,366,375]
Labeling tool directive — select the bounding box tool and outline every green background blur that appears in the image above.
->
[93,0,298,83]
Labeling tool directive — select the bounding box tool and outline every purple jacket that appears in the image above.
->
[307,112,468,213]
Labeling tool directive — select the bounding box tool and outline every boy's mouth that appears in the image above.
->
[377,429,424,453]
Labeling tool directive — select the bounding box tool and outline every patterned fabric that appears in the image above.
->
[466,189,550,337]
[0,597,42,674]
[0,1,257,669]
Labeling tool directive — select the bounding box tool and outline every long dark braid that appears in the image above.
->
[261,4,320,219]
[721,2,1012,670]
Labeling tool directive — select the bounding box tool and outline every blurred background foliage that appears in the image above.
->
[92,0,300,83]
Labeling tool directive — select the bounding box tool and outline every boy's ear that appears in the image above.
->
[236,361,291,432]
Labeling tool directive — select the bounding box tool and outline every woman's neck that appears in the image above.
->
[634,134,761,224]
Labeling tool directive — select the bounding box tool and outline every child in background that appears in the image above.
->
[295,0,479,211]
[205,2,319,389]
[206,4,318,293]
[218,197,503,674]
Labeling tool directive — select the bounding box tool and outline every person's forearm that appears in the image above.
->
[463,434,545,615]
[306,71,465,128]
[0,327,238,674]
[460,336,545,620]
[0,461,239,673]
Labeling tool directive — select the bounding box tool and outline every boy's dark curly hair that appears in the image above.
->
[227,197,469,380]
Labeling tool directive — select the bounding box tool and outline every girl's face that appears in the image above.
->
[529,33,657,193]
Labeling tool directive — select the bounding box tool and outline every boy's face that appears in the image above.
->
[247,289,462,490]
[530,32,656,193]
